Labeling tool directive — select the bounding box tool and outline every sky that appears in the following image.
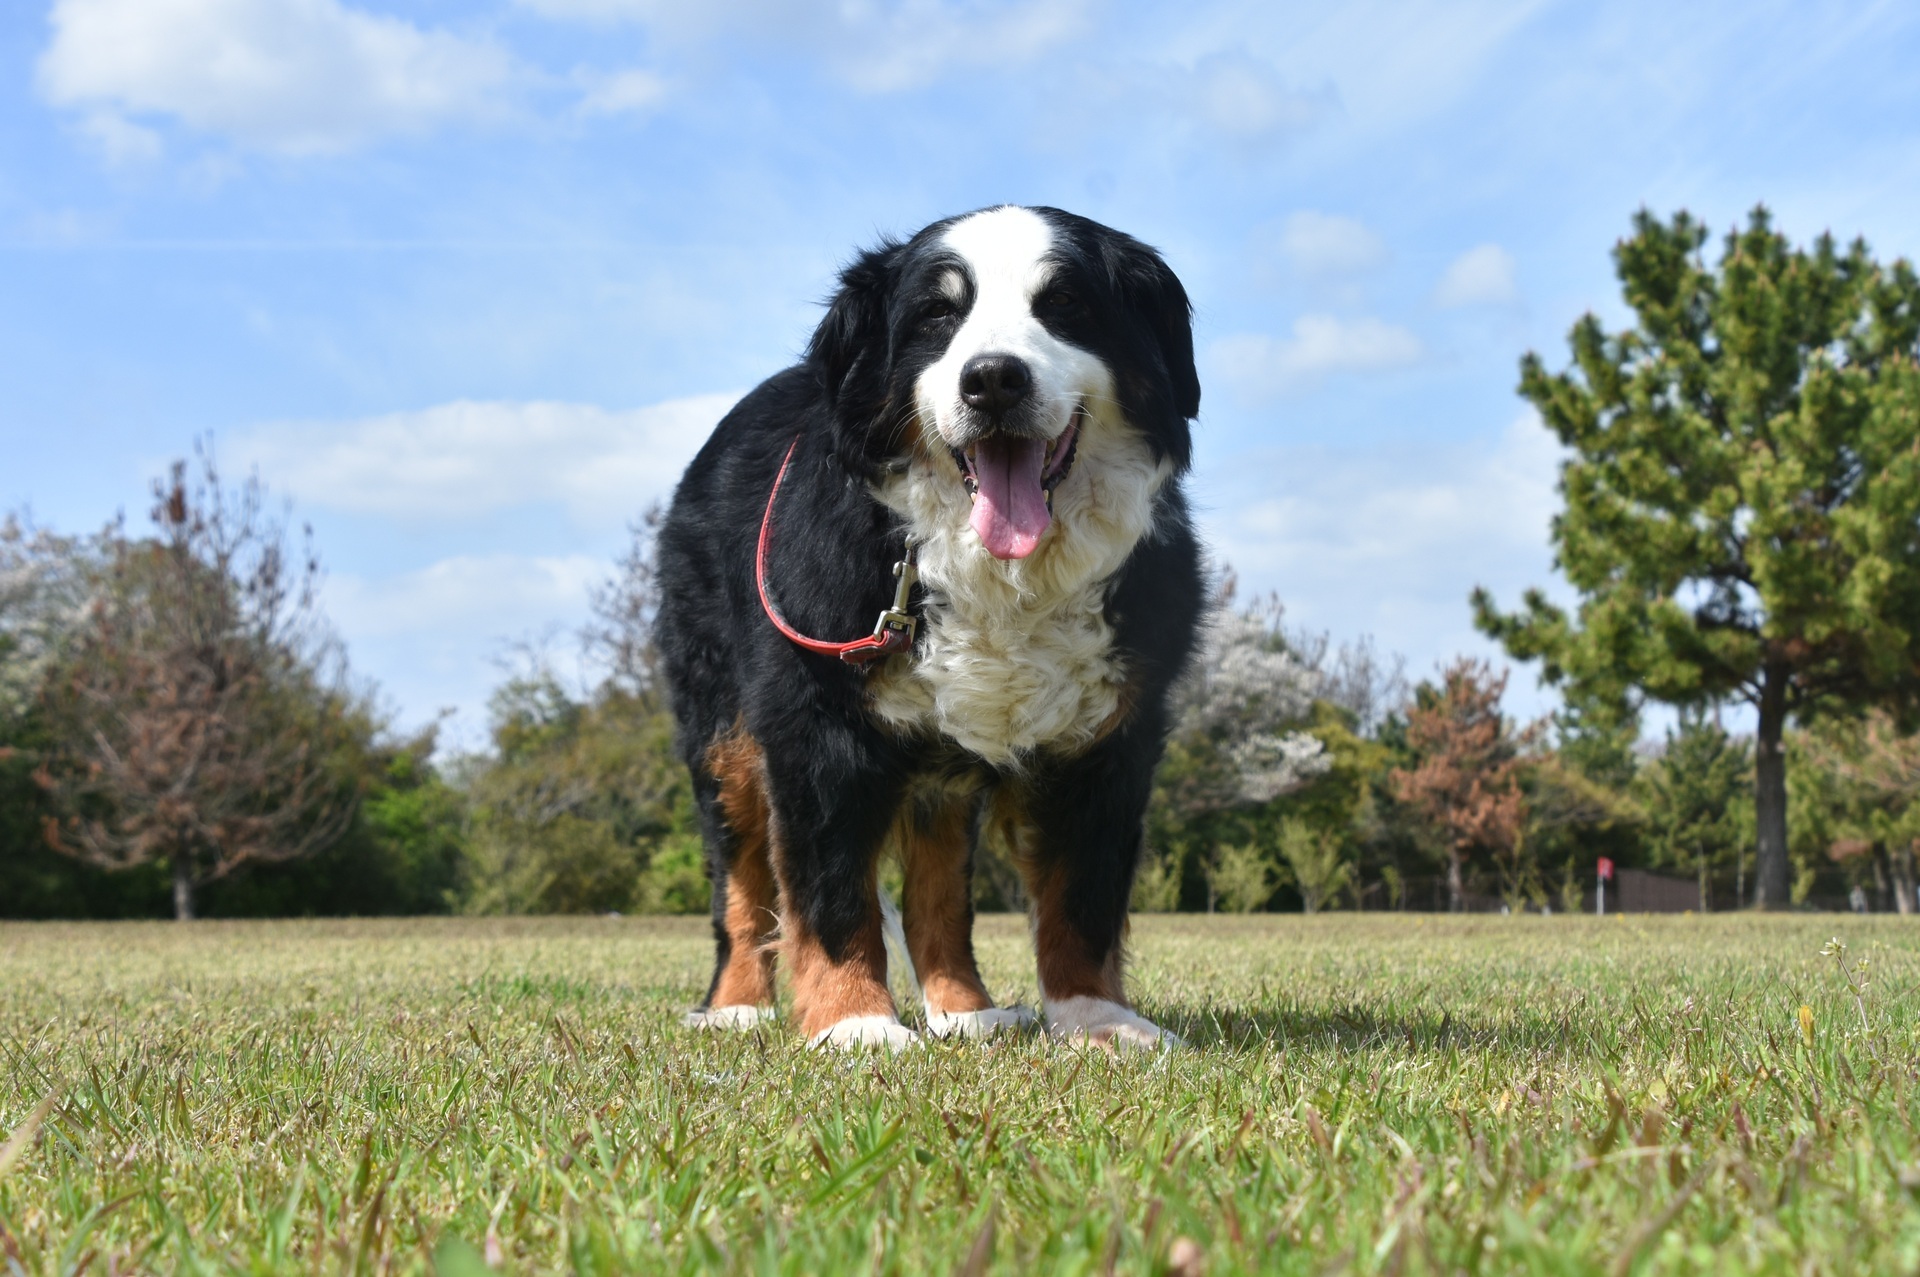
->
[5,0,1920,750]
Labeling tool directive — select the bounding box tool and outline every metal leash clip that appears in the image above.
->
[866,535,919,656]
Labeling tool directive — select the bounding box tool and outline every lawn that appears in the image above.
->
[4,913,1920,1275]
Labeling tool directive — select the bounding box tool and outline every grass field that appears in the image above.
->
[5,914,1920,1275]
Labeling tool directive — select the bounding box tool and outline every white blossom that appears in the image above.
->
[0,519,100,721]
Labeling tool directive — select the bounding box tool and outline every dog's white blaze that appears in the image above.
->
[1042,995,1181,1050]
[915,206,1109,451]
[873,207,1174,766]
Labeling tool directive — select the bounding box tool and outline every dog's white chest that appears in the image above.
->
[869,570,1127,765]
[869,431,1168,766]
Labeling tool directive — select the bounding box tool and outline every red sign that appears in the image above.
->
[1597,857,1615,881]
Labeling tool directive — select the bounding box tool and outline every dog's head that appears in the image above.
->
[809,206,1198,560]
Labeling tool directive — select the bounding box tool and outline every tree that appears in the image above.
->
[1795,710,1920,913]
[1638,711,1752,910]
[1276,818,1351,914]
[1390,659,1535,912]
[34,452,359,920]
[1475,207,1920,908]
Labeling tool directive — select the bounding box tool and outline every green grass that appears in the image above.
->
[5,914,1920,1274]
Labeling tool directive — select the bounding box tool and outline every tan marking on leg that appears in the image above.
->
[899,796,993,1018]
[782,907,897,1039]
[760,802,897,1039]
[995,786,1126,1004]
[705,729,779,1008]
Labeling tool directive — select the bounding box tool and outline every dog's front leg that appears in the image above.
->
[1013,742,1183,1050]
[763,731,918,1051]
[901,792,1035,1039]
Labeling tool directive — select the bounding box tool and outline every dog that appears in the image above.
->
[655,205,1204,1049]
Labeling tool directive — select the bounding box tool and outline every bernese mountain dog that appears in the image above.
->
[656,205,1204,1050]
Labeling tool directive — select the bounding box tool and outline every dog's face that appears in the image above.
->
[811,206,1199,560]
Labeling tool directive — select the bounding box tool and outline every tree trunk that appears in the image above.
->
[1893,843,1917,916]
[1754,669,1791,910]
[1446,852,1464,913]
[1698,846,1709,913]
[172,857,196,922]
[1872,845,1894,913]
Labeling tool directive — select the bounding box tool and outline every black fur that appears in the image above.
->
[656,206,1205,1014]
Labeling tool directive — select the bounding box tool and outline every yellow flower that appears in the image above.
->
[1799,1004,1816,1049]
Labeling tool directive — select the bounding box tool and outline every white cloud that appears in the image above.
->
[1434,243,1520,308]
[1195,410,1568,710]
[1177,47,1332,144]
[576,68,669,117]
[1210,315,1424,399]
[229,393,738,524]
[326,553,609,640]
[74,109,164,167]
[515,0,1089,94]
[1273,211,1387,277]
[37,0,518,155]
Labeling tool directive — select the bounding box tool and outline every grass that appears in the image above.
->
[5,914,1920,1274]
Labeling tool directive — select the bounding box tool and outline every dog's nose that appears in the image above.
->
[959,354,1032,420]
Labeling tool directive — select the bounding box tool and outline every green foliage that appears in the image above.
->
[1477,206,1920,906]
[1276,818,1351,914]
[1208,842,1277,912]
[1637,711,1753,906]
[461,674,703,915]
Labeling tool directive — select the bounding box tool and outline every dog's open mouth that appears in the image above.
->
[950,407,1082,560]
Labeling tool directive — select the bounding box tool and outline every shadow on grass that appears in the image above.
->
[1148,1001,1611,1059]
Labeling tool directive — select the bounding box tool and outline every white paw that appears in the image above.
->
[808,1015,922,1052]
[1043,996,1184,1050]
[683,1004,778,1030]
[925,1006,1037,1040]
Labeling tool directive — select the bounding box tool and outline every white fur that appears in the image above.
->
[1043,995,1182,1050]
[870,207,1175,766]
[682,1004,778,1030]
[915,207,1112,454]
[926,1006,1038,1039]
[808,1015,922,1051]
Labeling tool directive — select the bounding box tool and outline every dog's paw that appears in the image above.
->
[683,1004,778,1030]
[808,1015,922,1052]
[925,1005,1037,1040]
[1043,996,1184,1051]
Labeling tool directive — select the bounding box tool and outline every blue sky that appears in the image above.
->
[5,0,1920,747]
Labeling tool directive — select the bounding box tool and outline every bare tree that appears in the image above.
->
[34,448,359,920]
[582,504,665,698]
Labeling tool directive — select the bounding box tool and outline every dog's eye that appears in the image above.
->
[1038,287,1079,311]
[919,300,957,327]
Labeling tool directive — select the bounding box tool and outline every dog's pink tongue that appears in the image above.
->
[969,435,1050,559]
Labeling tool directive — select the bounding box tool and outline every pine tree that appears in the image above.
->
[1474,208,1920,907]
[1638,711,1752,910]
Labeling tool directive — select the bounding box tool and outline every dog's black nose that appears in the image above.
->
[959,354,1032,419]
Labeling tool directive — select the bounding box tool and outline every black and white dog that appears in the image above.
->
[655,205,1204,1049]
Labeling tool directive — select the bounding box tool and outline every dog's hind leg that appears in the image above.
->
[900,788,1034,1040]
[683,728,781,1030]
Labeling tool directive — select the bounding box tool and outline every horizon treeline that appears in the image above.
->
[7,205,1920,920]
[1,471,1907,920]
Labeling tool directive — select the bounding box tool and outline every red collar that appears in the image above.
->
[755,435,919,666]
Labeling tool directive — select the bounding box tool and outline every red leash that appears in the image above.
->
[756,435,919,666]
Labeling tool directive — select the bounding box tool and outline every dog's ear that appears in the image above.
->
[808,240,903,420]
[1111,240,1200,423]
